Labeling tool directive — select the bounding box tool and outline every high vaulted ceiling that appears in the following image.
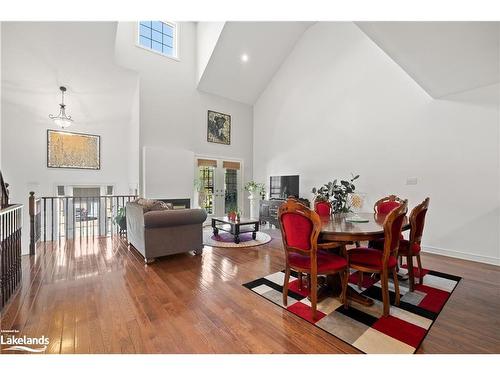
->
[198,21,499,104]
[2,22,138,126]
[197,22,313,105]
[356,22,500,98]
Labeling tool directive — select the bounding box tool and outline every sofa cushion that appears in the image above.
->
[144,208,208,228]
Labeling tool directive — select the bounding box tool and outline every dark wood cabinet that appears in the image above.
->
[259,199,284,228]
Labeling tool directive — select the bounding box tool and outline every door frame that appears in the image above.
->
[194,154,245,217]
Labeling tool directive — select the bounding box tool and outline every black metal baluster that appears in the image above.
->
[72,197,76,240]
[65,197,69,240]
[79,197,82,240]
[58,197,62,242]
[98,196,102,237]
[43,198,46,242]
[51,198,54,242]
[104,197,108,237]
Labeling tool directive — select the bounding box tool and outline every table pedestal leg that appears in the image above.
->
[320,274,374,306]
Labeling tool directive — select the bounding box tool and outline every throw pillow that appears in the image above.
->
[149,201,173,211]
[134,198,173,212]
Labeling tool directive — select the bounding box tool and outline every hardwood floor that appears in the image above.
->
[1,229,499,354]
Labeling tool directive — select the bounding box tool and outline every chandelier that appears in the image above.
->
[49,86,73,129]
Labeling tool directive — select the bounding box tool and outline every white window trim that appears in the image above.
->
[136,21,180,61]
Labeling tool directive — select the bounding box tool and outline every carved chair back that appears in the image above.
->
[374,194,405,215]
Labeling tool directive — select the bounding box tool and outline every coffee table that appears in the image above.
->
[211,217,260,244]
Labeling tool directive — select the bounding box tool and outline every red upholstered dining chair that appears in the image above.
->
[369,194,405,251]
[314,198,357,250]
[374,194,405,214]
[279,198,349,320]
[347,200,408,317]
[314,200,332,217]
[398,198,430,291]
[313,199,345,251]
[359,195,405,286]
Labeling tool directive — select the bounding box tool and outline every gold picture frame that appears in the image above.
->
[47,130,100,170]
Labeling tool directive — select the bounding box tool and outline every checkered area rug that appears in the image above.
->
[243,266,461,354]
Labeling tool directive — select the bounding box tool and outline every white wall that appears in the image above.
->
[143,146,195,199]
[1,22,139,254]
[254,22,500,265]
[128,78,140,194]
[115,22,253,213]
[196,22,225,83]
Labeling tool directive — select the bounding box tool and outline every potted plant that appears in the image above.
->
[113,207,127,232]
[227,204,238,221]
[311,174,360,214]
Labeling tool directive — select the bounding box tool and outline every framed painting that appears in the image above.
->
[207,110,231,145]
[47,130,100,170]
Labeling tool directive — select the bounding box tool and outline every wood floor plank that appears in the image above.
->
[1,229,499,354]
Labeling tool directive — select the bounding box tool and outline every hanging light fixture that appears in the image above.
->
[49,86,74,129]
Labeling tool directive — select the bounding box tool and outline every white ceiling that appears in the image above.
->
[356,22,500,98]
[197,22,313,105]
[1,22,138,126]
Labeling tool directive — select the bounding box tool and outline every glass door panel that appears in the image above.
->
[224,168,238,214]
[195,158,242,218]
[198,166,215,215]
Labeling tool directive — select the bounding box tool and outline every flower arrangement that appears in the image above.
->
[244,181,266,199]
[311,174,360,214]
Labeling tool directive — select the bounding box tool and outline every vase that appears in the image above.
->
[348,192,366,213]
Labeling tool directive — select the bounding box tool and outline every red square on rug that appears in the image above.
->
[287,301,326,323]
[372,315,427,348]
[415,284,450,313]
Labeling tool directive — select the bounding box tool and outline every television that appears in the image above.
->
[269,175,299,199]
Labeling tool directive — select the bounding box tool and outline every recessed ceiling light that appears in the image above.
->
[241,54,249,63]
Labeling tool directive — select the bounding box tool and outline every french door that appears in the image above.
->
[195,157,242,218]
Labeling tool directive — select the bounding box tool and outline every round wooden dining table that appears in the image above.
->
[318,212,410,306]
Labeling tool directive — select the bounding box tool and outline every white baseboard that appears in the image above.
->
[422,245,500,266]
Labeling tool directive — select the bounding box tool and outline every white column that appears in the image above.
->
[249,193,261,219]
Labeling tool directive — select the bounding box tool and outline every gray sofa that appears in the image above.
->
[126,202,207,263]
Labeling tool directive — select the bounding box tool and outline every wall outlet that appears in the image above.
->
[406,177,418,185]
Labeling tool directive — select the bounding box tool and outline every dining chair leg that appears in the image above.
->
[341,269,349,309]
[298,272,303,291]
[283,266,291,306]
[416,254,424,284]
[381,271,390,317]
[407,255,415,292]
[392,268,400,306]
[399,256,403,267]
[358,271,364,289]
[310,274,318,321]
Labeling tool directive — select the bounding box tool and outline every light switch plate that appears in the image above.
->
[406,177,418,185]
